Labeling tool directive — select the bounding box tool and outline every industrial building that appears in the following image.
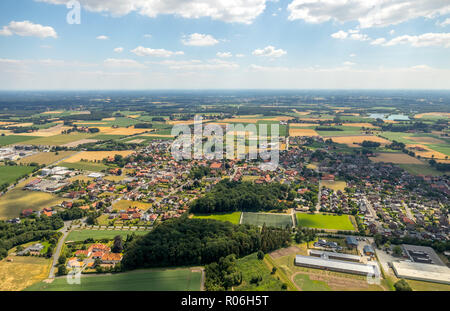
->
[308,250,361,262]
[402,244,445,266]
[391,261,450,285]
[295,255,380,278]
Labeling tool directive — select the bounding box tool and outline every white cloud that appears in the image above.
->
[332,29,369,41]
[143,34,152,38]
[216,52,232,58]
[252,45,287,58]
[350,53,356,57]
[331,30,348,39]
[287,0,450,28]
[371,37,386,45]
[96,35,109,40]
[104,58,146,68]
[384,33,450,48]
[36,0,267,24]
[389,29,395,35]
[131,46,184,57]
[437,18,450,27]
[236,54,245,58]
[0,20,57,38]
[182,33,219,46]
[343,61,356,66]
[114,47,124,53]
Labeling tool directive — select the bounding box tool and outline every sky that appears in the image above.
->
[0,0,449,90]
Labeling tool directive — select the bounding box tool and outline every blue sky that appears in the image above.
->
[0,0,449,89]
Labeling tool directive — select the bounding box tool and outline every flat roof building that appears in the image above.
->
[309,250,361,262]
[295,255,380,278]
[391,261,450,285]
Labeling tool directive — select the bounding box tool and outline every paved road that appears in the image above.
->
[48,220,74,278]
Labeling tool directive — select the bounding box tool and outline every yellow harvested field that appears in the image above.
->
[292,109,311,116]
[321,180,347,192]
[289,128,320,137]
[101,117,116,121]
[297,118,333,121]
[264,116,295,122]
[415,112,450,119]
[330,135,390,147]
[16,124,71,137]
[41,111,63,114]
[167,120,196,125]
[112,200,152,211]
[342,123,379,128]
[406,144,448,160]
[127,139,145,144]
[74,121,108,125]
[0,256,52,291]
[369,153,423,164]
[140,133,175,138]
[19,151,77,165]
[7,122,33,127]
[65,150,135,163]
[97,127,151,135]
[0,122,14,126]
[221,118,259,123]
[289,123,319,127]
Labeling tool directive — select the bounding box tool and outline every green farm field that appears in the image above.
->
[66,229,149,242]
[0,135,38,146]
[0,165,35,186]
[296,213,355,231]
[241,212,293,228]
[19,133,97,146]
[59,161,108,172]
[233,253,285,291]
[192,212,241,225]
[25,268,201,291]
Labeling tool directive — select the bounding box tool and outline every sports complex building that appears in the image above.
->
[391,261,450,285]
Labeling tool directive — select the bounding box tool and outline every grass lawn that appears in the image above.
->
[0,165,35,187]
[18,151,77,165]
[25,268,201,291]
[241,212,293,228]
[59,161,108,172]
[66,229,149,242]
[233,253,285,291]
[192,212,241,225]
[296,213,355,231]
[0,256,52,291]
[0,135,38,146]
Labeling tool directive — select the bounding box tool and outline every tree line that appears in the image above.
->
[121,217,291,270]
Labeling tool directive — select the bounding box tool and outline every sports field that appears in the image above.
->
[192,212,241,225]
[241,212,293,228]
[296,213,355,231]
[66,229,149,242]
[25,268,202,291]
